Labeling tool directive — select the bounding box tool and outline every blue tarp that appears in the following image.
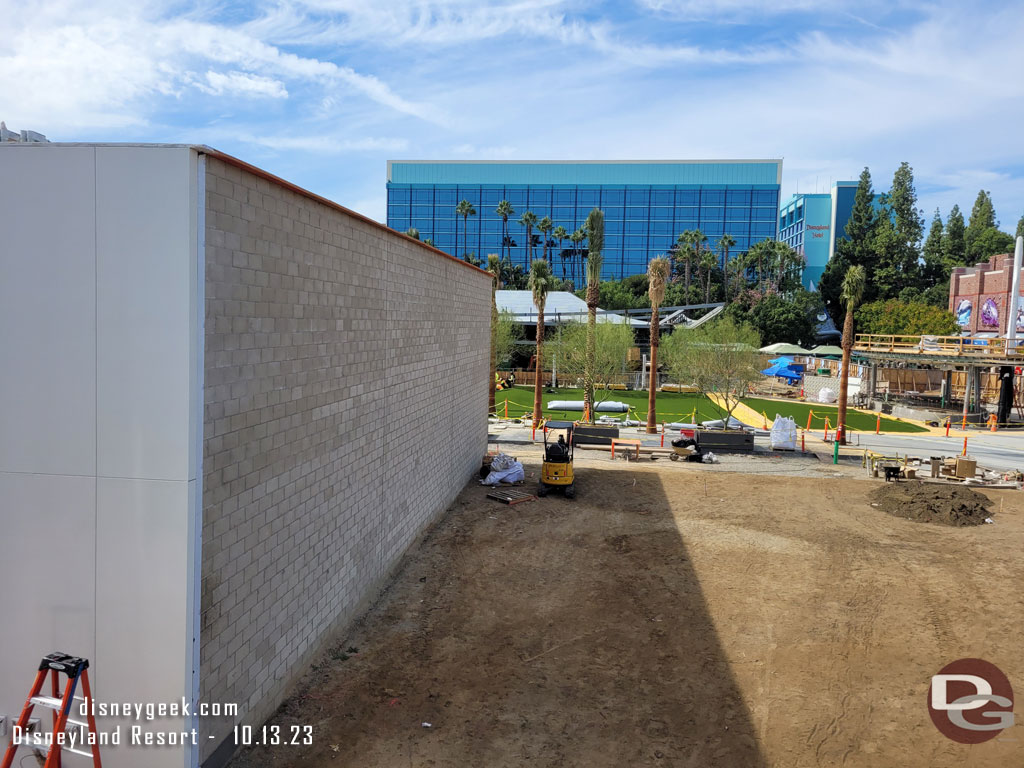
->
[761,362,803,382]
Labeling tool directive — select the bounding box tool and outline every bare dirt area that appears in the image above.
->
[233,452,1024,768]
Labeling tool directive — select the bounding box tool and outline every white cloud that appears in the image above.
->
[198,70,288,99]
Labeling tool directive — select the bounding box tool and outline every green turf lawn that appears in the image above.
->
[743,396,927,433]
[495,386,927,433]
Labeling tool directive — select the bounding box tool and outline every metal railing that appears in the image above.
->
[853,334,1024,358]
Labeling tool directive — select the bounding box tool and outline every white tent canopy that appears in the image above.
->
[759,342,809,355]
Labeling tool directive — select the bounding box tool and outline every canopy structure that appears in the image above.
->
[761,361,803,382]
[759,342,809,355]
[808,344,843,357]
[768,356,794,365]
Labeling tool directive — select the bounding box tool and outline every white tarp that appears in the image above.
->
[770,414,798,451]
[481,453,525,486]
[817,387,837,403]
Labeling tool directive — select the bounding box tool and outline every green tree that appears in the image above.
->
[823,167,877,326]
[972,227,1015,260]
[406,227,420,240]
[965,190,997,261]
[700,249,717,303]
[660,316,762,428]
[646,257,670,433]
[552,318,635,405]
[528,259,556,428]
[455,199,476,261]
[569,228,585,286]
[837,265,866,444]
[537,216,553,268]
[943,204,966,267]
[584,208,604,420]
[519,210,538,267]
[495,200,515,269]
[1016,212,1024,240]
[726,290,821,348]
[921,208,945,285]
[874,162,924,299]
[855,300,958,335]
[717,234,736,299]
[746,239,774,291]
[552,225,569,280]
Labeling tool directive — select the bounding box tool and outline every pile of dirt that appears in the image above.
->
[869,482,993,526]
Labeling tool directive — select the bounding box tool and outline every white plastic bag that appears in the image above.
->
[481,461,525,486]
[769,414,798,451]
[817,388,837,404]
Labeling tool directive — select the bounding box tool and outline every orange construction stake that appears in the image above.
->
[962,436,968,456]
[875,414,881,434]
[989,414,998,432]
[504,400,508,418]
[806,410,813,431]
[801,431,806,452]
[945,419,950,437]
[824,416,830,442]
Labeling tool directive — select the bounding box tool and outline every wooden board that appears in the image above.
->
[486,488,538,505]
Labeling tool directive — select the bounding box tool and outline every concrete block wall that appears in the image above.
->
[199,156,490,764]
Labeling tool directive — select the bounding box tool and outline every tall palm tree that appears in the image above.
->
[748,239,772,291]
[553,225,569,279]
[646,257,670,434]
[519,210,538,269]
[837,264,866,445]
[569,228,585,286]
[701,249,717,304]
[486,254,502,417]
[537,216,553,268]
[675,230,694,295]
[717,234,736,300]
[529,259,555,428]
[456,199,476,261]
[692,229,708,299]
[495,200,514,269]
[583,208,604,421]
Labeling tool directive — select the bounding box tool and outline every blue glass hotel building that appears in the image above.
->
[780,181,882,289]
[386,160,782,280]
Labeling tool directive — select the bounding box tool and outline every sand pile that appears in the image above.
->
[869,482,993,526]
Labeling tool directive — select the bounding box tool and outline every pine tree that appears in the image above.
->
[922,208,945,285]
[965,190,997,261]
[823,167,877,327]
[873,161,923,298]
[944,204,966,267]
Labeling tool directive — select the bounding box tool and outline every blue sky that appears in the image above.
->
[3,0,1023,233]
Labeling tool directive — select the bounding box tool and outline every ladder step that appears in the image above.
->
[66,746,96,757]
[66,718,90,728]
[29,695,64,710]
[29,694,86,711]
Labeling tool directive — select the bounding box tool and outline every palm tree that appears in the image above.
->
[717,234,736,299]
[406,227,420,240]
[528,259,555,428]
[748,239,772,291]
[496,200,514,269]
[553,225,568,279]
[583,208,604,421]
[537,216,553,268]
[646,257,670,434]
[837,265,866,445]
[675,231,694,295]
[519,210,538,269]
[486,254,502,417]
[701,249,717,304]
[572,227,587,286]
[569,228,584,286]
[455,199,476,261]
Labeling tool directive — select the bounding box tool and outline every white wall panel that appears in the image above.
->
[0,146,97,475]
[96,146,193,482]
[96,476,189,768]
[0,472,96,719]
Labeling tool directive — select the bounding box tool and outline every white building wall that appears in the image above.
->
[0,145,199,768]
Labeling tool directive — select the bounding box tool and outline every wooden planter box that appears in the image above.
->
[695,429,754,452]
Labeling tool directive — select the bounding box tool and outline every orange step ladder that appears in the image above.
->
[1,652,102,767]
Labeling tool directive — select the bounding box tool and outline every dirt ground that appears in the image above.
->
[233,451,1024,768]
